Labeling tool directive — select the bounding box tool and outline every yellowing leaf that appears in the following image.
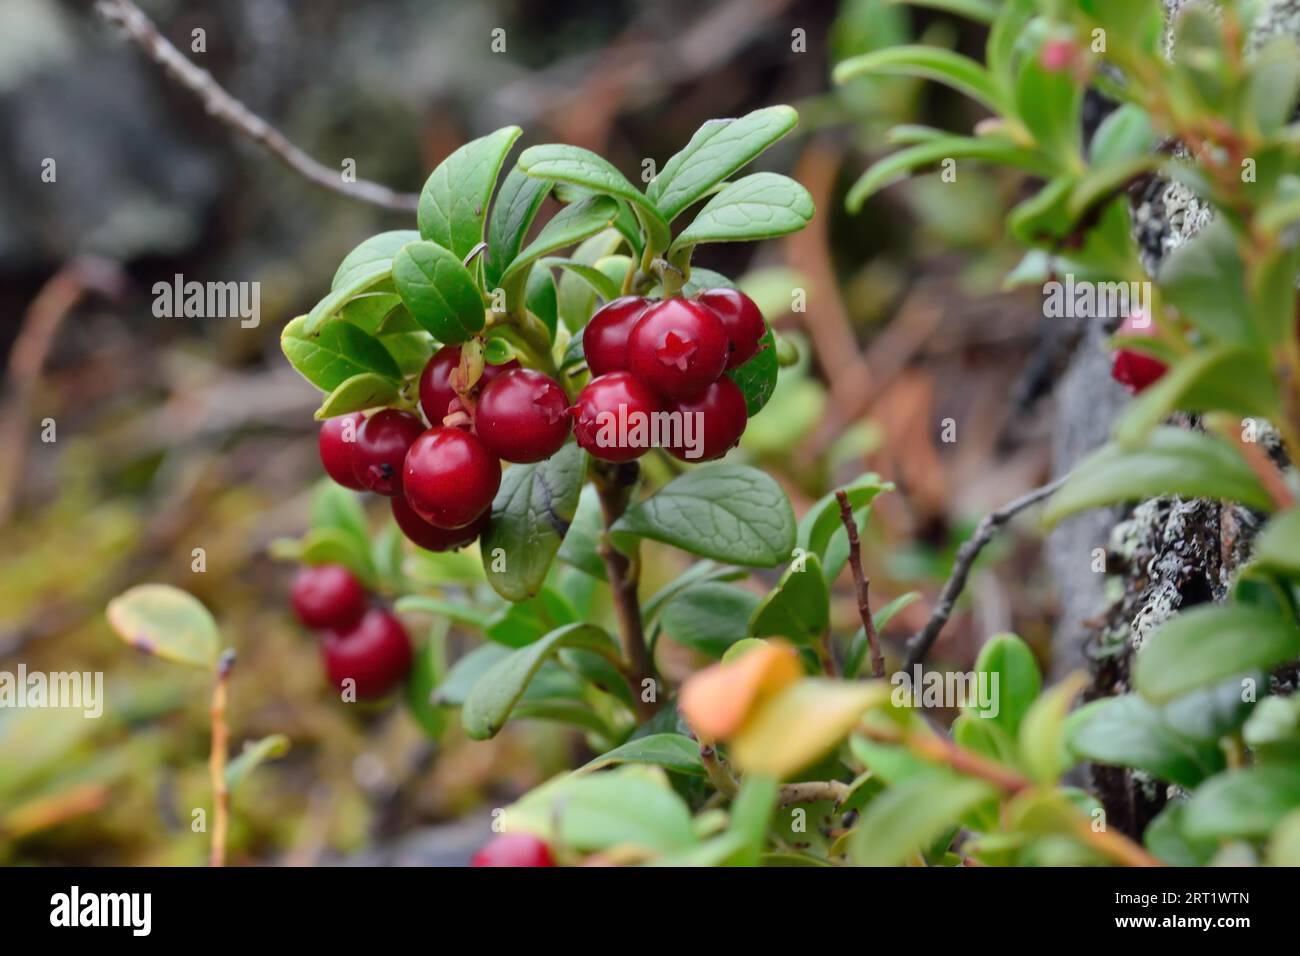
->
[106,584,220,670]
[678,642,800,743]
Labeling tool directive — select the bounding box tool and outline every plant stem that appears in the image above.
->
[699,744,739,798]
[209,650,235,867]
[593,462,659,721]
[836,490,882,678]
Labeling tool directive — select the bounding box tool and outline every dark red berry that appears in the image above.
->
[627,298,729,399]
[1111,313,1167,394]
[475,369,572,463]
[391,492,486,552]
[403,427,501,529]
[351,409,424,496]
[319,413,367,491]
[570,372,664,462]
[665,376,748,462]
[471,833,555,868]
[291,564,368,631]
[696,288,766,370]
[322,607,412,699]
[583,296,651,376]
[418,346,519,425]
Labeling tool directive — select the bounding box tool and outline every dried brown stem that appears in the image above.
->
[836,490,882,678]
[208,650,235,867]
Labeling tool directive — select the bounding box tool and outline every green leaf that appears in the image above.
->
[1245,37,1300,133]
[726,324,778,417]
[1088,104,1156,166]
[726,773,779,867]
[517,144,671,253]
[971,633,1041,737]
[544,258,622,302]
[659,583,760,658]
[576,734,705,777]
[417,126,521,260]
[648,106,799,221]
[1159,218,1255,346]
[502,766,697,854]
[556,230,624,332]
[845,136,1046,212]
[106,584,220,670]
[500,196,621,307]
[1014,39,1082,164]
[281,315,402,392]
[280,526,377,586]
[1134,604,1300,703]
[333,231,420,291]
[1144,801,1218,866]
[845,592,920,679]
[392,241,486,344]
[833,45,1003,112]
[670,173,812,251]
[1018,675,1084,784]
[1113,345,1278,448]
[310,480,370,552]
[1042,427,1274,528]
[1068,695,1225,788]
[481,442,586,602]
[849,775,996,866]
[225,734,290,790]
[1248,508,1300,577]
[887,0,998,25]
[748,553,829,644]
[303,261,393,335]
[485,168,551,290]
[525,268,559,338]
[1182,765,1300,840]
[1162,674,1259,743]
[613,464,796,567]
[312,373,401,420]
[462,623,621,739]
[406,626,446,739]
[796,473,893,562]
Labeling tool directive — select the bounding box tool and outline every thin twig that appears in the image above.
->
[94,0,418,212]
[699,744,739,798]
[836,490,882,678]
[209,649,236,867]
[903,476,1068,670]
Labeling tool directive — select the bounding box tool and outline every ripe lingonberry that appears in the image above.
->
[352,409,424,496]
[322,607,412,699]
[1111,313,1167,394]
[627,298,729,399]
[475,369,572,463]
[391,492,486,552]
[403,427,501,529]
[291,563,368,631]
[696,288,766,370]
[570,372,663,462]
[665,376,748,462]
[471,833,556,868]
[583,296,651,376]
[319,413,367,491]
[419,346,518,425]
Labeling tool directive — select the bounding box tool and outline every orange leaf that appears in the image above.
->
[678,642,801,743]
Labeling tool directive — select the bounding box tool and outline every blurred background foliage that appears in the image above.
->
[1,0,1059,864]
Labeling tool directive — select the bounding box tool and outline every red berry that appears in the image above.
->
[471,833,555,868]
[322,608,412,699]
[351,409,424,496]
[1111,313,1167,394]
[403,427,501,529]
[583,296,651,376]
[418,346,518,425]
[319,413,367,491]
[291,564,368,631]
[627,298,729,399]
[570,372,664,462]
[1040,38,1076,73]
[475,369,572,463]
[391,492,486,551]
[696,288,766,370]
[665,376,748,462]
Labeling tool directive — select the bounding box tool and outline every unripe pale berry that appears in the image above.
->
[391,492,487,552]
[403,427,501,529]
[291,564,368,631]
[665,376,748,462]
[570,372,663,462]
[695,288,766,370]
[418,346,518,425]
[322,607,412,699]
[1111,313,1168,394]
[319,413,367,491]
[582,296,651,376]
[471,833,555,867]
[352,409,424,496]
[627,298,729,399]
[475,369,572,463]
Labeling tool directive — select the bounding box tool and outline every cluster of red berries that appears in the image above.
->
[573,288,763,462]
[290,564,412,698]
[1110,312,1168,394]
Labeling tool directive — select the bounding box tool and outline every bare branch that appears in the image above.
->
[836,489,882,678]
[903,475,1068,669]
[94,0,419,212]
